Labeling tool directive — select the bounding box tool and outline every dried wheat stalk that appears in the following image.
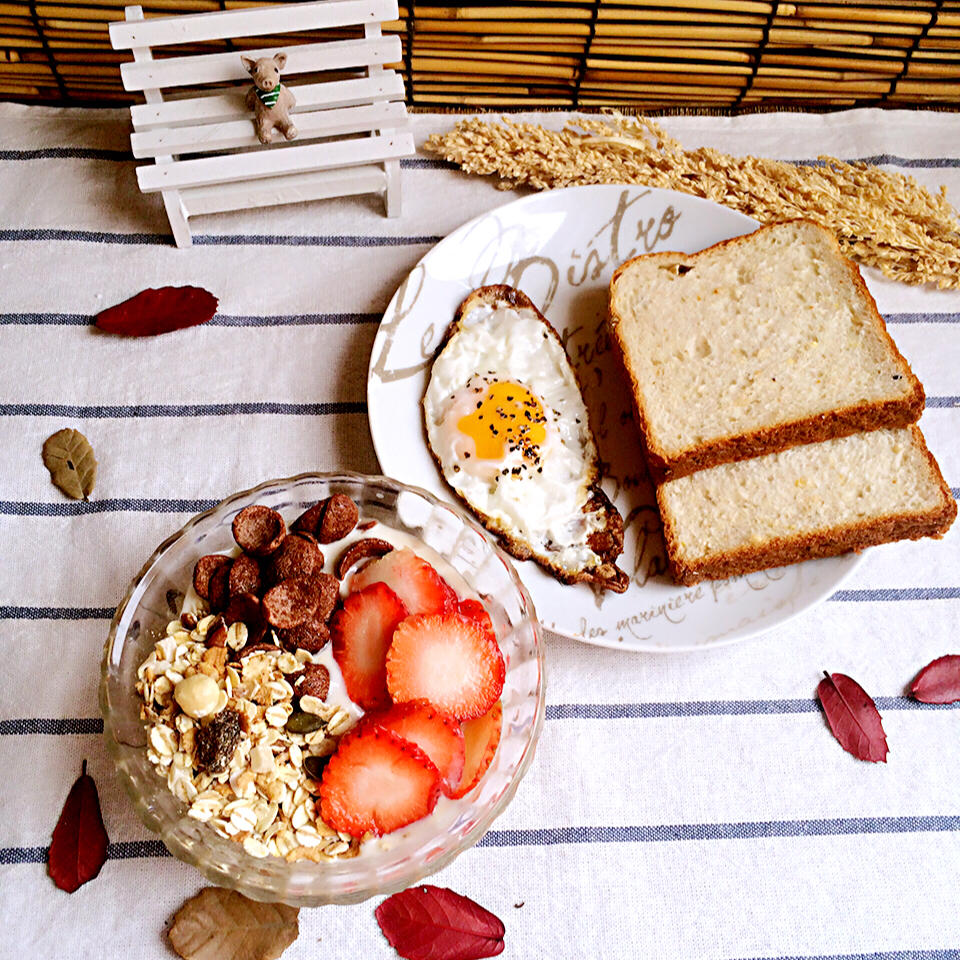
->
[424,114,960,288]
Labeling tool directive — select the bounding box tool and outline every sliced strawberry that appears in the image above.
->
[330,582,408,710]
[360,700,465,797]
[350,547,456,616]
[386,611,506,720]
[455,598,496,644]
[319,726,441,837]
[452,700,502,799]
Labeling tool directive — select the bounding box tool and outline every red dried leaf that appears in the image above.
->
[49,760,109,892]
[911,655,960,704]
[95,286,218,336]
[375,885,505,960]
[817,671,888,763]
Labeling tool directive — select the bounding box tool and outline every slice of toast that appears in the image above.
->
[656,425,956,586]
[608,219,925,484]
[423,285,628,593]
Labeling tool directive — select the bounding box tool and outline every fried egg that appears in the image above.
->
[423,287,627,591]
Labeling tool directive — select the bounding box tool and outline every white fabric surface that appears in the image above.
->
[1,102,959,959]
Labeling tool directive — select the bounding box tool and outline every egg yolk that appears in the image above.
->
[457,380,547,461]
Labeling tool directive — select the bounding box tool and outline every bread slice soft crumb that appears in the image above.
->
[657,425,956,586]
[608,219,924,483]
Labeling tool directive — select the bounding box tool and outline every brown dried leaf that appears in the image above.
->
[42,428,97,500]
[168,888,299,960]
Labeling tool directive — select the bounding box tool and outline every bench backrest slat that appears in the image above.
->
[109,0,398,50]
[129,73,404,130]
[131,100,408,157]
[120,35,401,91]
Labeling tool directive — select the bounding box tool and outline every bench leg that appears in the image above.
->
[161,189,193,248]
[384,159,401,218]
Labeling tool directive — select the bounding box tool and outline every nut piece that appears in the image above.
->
[174,673,221,719]
[232,504,286,556]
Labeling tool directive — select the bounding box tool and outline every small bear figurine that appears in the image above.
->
[242,53,297,144]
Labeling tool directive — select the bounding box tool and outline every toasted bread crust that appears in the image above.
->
[608,220,925,484]
[425,285,629,593]
[657,425,956,586]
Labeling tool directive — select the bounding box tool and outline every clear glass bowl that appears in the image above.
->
[100,472,545,906]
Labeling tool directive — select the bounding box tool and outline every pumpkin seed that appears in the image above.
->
[303,755,331,780]
[285,711,325,735]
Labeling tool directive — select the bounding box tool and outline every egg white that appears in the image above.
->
[424,303,607,576]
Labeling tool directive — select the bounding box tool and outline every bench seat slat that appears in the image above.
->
[131,100,408,157]
[130,74,404,131]
[120,35,401,92]
[109,0,398,49]
[137,131,413,192]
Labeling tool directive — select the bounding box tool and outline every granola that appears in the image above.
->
[137,613,362,862]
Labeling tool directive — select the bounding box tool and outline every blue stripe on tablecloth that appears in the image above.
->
[735,953,960,960]
[480,815,960,846]
[3,495,959,516]
[3,147,959,170]
[2,585,957,621]
[0,310,957,328]
[0,312,381,326]
[4,400,956,418]
[0,718,105,735]
[830,587,960,601]
[0,499,220,516]
[0,607,116,619]
[0,149,449,167]
[0,229,442,247]
[4,697,955,737]
[0,401,366,417]
[547,697,958,719]
[5,814,960,866]
[884,313,960,324]
[0,840,170,864]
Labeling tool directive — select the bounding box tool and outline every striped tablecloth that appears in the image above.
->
[1,103,959,960]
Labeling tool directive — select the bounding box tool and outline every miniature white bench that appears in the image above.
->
[109,0,414,247]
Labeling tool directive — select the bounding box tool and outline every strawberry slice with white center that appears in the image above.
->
[386,611,505,720]
[319,726,441,837]
[360,700,466,797]
[350,547,456,616]
[455,598,496,643]
[451,700,503,799]
[330,582,408,710]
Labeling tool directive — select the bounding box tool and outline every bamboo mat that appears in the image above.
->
[2,1,959,114]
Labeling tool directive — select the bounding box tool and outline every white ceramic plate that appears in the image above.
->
[367,185,861,651]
